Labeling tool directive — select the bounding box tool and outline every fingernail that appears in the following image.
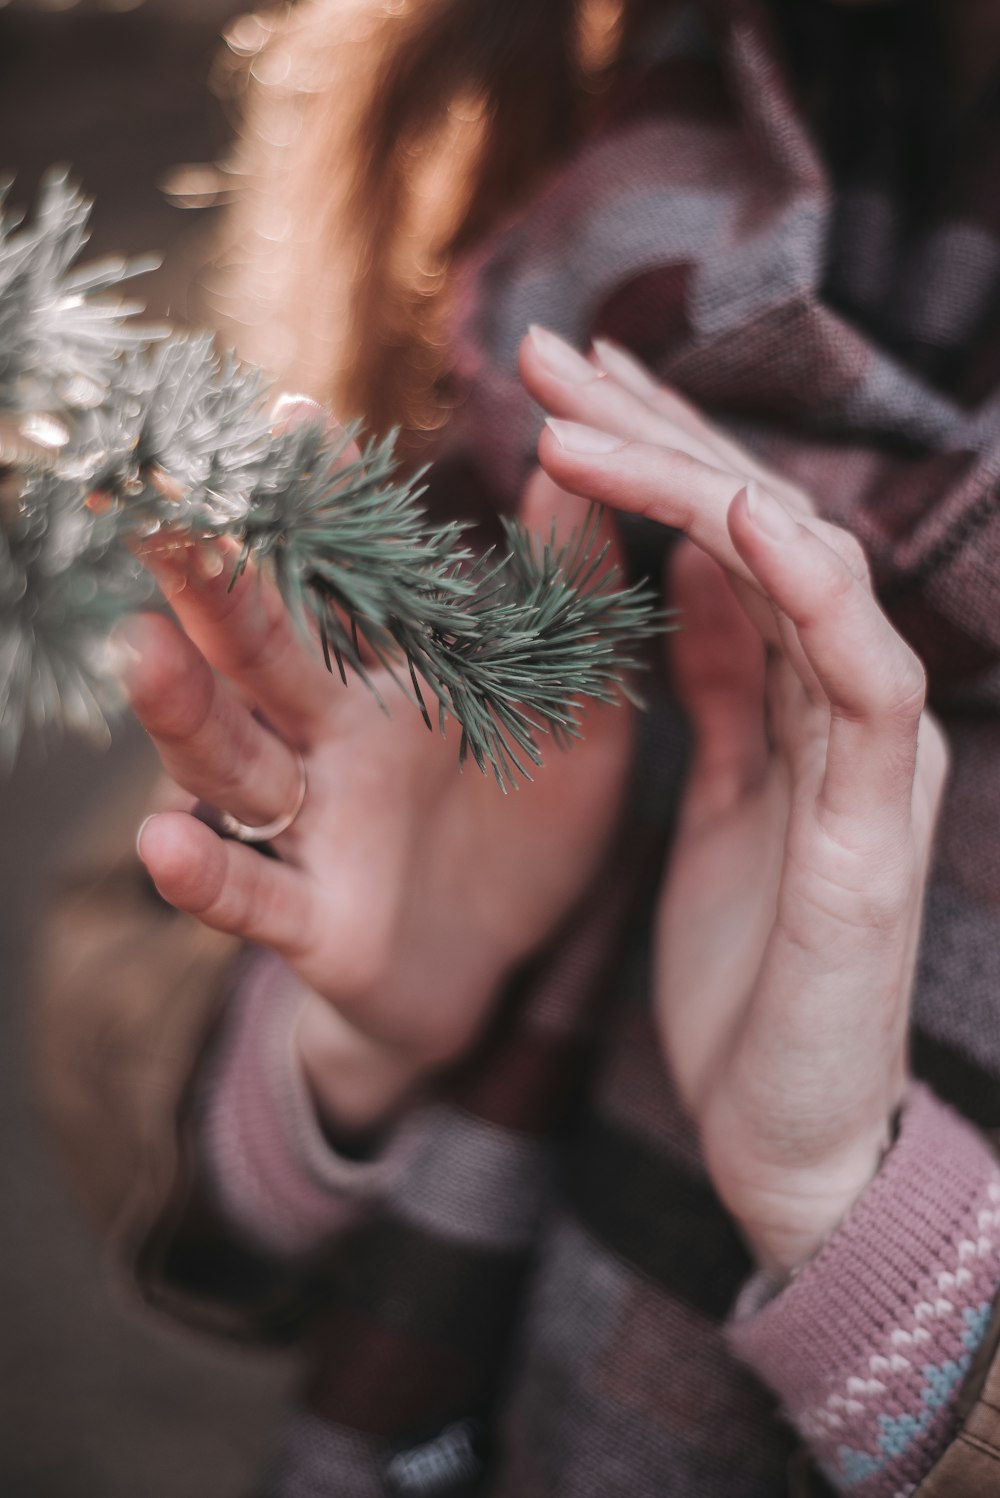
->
[591,338,657,394]
[745,479,799,542]
[529,325,603,384]
[545,418,626,454]
[269,392,333,434]
[136,814,155,859]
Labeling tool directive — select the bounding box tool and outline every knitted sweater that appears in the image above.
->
[154,1,1000,1493]
[198,938,1000,1498]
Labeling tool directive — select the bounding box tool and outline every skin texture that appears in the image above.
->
[521,327,949,1274]
[127,330,948,1276]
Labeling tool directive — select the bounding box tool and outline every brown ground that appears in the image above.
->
[0,8,294,1494]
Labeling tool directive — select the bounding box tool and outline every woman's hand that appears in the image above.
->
[520,327,949,1276]
[123,431,634,1137]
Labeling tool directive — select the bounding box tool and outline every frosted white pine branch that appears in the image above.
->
[0,172,664,782]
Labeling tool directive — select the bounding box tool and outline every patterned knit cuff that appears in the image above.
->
[727,1083,1000,1496]
[200,949,417,1258]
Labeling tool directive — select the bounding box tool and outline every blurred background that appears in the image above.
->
[0,2,297,1493]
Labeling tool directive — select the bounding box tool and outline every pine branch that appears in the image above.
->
[0,173,668,781]
[0,470,149,769]
[0,169,159,414]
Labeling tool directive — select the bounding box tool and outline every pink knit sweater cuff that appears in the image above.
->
[200,950,414,1259]
[727,1083,1000,1496]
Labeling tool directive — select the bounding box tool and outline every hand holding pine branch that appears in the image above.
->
[127,463,640,1132]
[0,170,668,1125]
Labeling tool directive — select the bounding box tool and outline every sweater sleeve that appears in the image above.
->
[727,1084,1000,1496]
[198,948,420,1260]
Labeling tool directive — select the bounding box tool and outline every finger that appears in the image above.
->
[668,541,769,820]
[536,415,759,584]
[137,415,366,745]
[729,482,926,826]
[534,412,875,657]
[119,611,306,831]
[523,326,849,600]
[536,415,781,649]
[137,537,337,746]
[521,326,810,514]
[589,338,812,515]
[137,810,315,958]
[522,325,733,466]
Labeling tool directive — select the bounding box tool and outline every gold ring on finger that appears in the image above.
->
[218,749,308,843]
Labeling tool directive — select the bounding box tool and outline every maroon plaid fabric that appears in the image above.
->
[449,0,1000,1158]
[146,3,1000,1494]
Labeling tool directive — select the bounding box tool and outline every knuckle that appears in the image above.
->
[809,522,871,593]
[817,551,857,609]
[884,652,927,723]
[188,851,232,926]
[864,873,913,931]
[813,525,870,593]
[143,650,215,742]
[228,596,290,678]
[833,529,870,582]
[845,879,908,937]
[798,837,914,938]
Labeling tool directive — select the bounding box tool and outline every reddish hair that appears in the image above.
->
[213,0,662,443]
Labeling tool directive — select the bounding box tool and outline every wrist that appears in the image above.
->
[294,993,427,1139]
[738,1109,902,1279]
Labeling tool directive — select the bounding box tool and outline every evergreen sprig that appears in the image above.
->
[0,471,149,769]
[0,170,157,415]
[0,171,665,783]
